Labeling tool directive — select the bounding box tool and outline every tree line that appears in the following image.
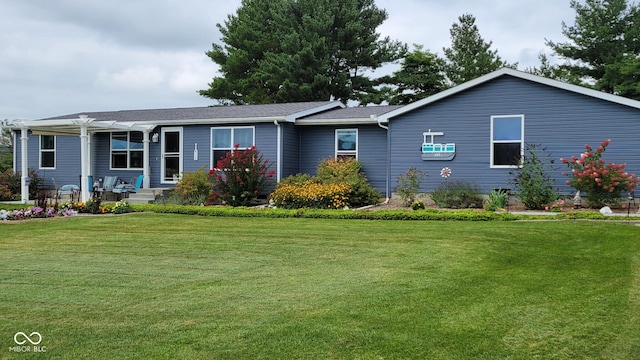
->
[200,0,640,106]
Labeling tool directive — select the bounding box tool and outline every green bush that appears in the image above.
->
[278,173,317,186]
[411,201,426,210]
[510,144,559,210]
[431,180,483,209]
[166,166,212,205]
[484,189,508,211]
[316,158,380,207]
[0,168,43,200]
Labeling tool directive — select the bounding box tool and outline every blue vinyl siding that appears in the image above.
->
[389,76,640,194]
[148,123,278,190]
[299,125,388,193]
[282,123,300,178]
[12,73,640,199]
[14,133,82,189]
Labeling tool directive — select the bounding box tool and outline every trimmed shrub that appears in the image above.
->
[431,180,483,209]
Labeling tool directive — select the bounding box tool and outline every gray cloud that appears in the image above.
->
[0,0,576,120]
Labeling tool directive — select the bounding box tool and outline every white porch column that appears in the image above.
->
[80,124,90,202]
[20,126,29,204]
[142,130,151,188]
[87,132,92,183]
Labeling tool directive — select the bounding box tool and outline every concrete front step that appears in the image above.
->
[125,188,163,204]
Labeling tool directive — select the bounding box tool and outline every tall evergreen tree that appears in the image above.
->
[199,0,406,105]
[443,14,515,86]
[370,45,448,105]
[546,0,640,99]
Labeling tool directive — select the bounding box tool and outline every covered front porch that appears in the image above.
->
[3,115,156,203]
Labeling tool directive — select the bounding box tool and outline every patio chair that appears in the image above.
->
[112,175,144,198]
[59,184,80,201]
[102,176,119,201]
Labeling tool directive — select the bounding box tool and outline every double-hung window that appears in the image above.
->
[39,135,56,169]
[491,115,524,167]
[111,131,143,169]
[211,127,254,168]
[336,129,357,159]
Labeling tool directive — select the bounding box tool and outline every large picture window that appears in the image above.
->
[491,115,524,167]
[336,129,357,159]
[211,127,254,168]
[111,131,143,169]
[39,135,56,169]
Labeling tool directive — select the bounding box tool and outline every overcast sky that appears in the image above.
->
[0,0,577,120]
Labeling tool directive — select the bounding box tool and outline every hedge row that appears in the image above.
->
[130,204,522,221]
[0,203,623,221]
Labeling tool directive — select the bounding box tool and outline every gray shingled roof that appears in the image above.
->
[299,105,403,120]
[41,101,342,122]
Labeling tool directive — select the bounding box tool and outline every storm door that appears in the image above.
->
[161,127,183,183]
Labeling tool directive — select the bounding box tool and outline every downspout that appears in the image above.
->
[375,115,390,205]
[274,120,282,183]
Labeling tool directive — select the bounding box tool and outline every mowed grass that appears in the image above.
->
[1,214,639,359]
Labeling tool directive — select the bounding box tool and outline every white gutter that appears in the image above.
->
[374,115,390,205]
[274,120,282,182]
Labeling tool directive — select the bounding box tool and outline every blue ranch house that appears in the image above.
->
[5,68,640,203]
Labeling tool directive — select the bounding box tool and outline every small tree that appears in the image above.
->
[209,145,274,206]
[510,144,559,210]
[561,139,639,208]
[395,167,426,207]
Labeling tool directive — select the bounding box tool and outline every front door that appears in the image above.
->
[161,127,182,184]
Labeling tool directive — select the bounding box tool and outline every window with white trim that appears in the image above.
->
[39,135,56,169]
[335,129,357,159]
[491,115,524,167]
[111,131,143,169]
[211,127,255,168]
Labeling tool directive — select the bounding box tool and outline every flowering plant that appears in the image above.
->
[544,199,565,212]
[270,181,351,209]
[112,200,133,214]
[208,145,274,206]
[0,206,77,221]
[561,139,639,207]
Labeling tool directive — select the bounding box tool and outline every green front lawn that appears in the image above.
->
[1,214,639,359]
